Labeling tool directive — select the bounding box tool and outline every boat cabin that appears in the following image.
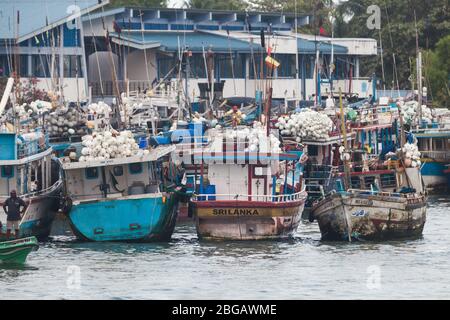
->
[0,132,56,198]
[59,145,175,203]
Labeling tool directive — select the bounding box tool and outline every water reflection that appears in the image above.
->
[1,196,449,299]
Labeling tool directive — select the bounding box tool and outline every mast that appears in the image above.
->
[339,88,350,190]
[414,10,423,126]
[294,0,300,98]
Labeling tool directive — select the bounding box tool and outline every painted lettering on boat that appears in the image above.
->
[353,199,373,206]
[212,208,260,216]
[352,209,368,217]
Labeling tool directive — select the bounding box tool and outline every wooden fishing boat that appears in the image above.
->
[189,125,308,240]
[312,184,427,241]
[311,91,427,241]
[0,236,39,264]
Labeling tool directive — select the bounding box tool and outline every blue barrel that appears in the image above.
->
[138,137,148,149]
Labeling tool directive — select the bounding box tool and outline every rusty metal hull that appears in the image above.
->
[312,192,427,241]
[192,194,307,240]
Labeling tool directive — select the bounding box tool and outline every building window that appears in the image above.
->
[157,54,176,79]
[129,163,143,175]
[249,54,268,79]
[32,55,59,78]
[216,53,245,79]
[1,166,14,178]
[85,167,99,179]
[0,55,28,77]
[189,53,206,79]
[63,55,83,78]
[277,54,296,78]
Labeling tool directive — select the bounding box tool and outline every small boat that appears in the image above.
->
[0,236,39,264]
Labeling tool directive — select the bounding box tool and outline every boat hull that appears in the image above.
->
[421,162,449,189]
[0,237,39,264]
[312,193,427,241]
[67,193,179,242]
[192,194,307,240]
[0,184,61,241]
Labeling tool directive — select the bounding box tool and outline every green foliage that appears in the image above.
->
[425,35,450,108]
[334,0,449,90]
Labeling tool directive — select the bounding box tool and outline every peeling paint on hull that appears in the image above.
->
[67,194,179,242]
[312,193,427,241]
[192,194,307,240]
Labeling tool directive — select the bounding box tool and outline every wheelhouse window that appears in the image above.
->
[85,167,99,179]
[129,163,143,175]
[434,138,444,151]
[1,166,14,178]
[113,166,124,177]
[308,145,319,157]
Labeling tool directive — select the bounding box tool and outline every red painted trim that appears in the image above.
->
[248,164,252,201]
[191,199,305,209]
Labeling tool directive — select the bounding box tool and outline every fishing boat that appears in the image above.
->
[59,130,179,242]
[0,131,62,240]
[0,236,39,264]
[189,123,308,240]
[310,93,427,241]
[312,167,427,241]
[410,110,450,190]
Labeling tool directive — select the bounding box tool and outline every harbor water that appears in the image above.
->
[1,196,449,300]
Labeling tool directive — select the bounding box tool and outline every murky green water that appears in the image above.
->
[1,196,449,300]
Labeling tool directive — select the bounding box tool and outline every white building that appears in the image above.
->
[82,7,378,103]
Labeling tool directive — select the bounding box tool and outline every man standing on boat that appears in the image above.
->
[2,190,27,239]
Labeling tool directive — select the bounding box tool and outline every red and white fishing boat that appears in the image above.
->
[189,123,308,240]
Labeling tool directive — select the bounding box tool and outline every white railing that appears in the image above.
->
[192,191,307,203]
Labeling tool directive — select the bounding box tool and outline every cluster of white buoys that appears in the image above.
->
[222,122,282,153]
[12,100,52,119]
[79,130,148,162]
[120,96,138,122]
[87,101,112,117]
[399,101,433,124]
[29,100,52,115]
[402,142,421,168]
[46,108,86,137]
[276,109,333,142]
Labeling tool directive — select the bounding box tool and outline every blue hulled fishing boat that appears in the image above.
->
[59,136,179,242]
[0,131,62,240]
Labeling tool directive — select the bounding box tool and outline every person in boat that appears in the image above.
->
[225,106,243,128]
[2,190,28,239]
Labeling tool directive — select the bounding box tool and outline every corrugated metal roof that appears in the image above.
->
[109,31,261,53]
[0,0,108,41]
